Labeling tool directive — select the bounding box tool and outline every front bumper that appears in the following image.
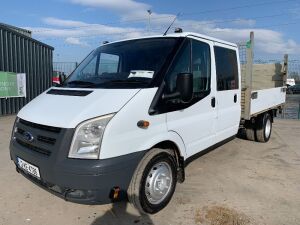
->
[10,118,146,204]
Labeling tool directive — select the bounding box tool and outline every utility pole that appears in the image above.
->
[147,9,152,34]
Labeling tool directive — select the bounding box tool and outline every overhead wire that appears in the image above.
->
[32,0,299,47]
[35,13,300,42]
[30,0,298,33]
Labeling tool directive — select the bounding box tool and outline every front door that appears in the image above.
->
[165,37,217,158]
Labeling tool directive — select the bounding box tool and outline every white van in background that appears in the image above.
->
[287,78,295,86]
[10,30,286,214]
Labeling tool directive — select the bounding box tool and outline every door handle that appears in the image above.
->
[211,97,216,108]
[234,94,237,103]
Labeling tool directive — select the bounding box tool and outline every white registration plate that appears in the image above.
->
[17,158,41,179]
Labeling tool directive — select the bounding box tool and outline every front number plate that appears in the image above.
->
[17,157,41,179]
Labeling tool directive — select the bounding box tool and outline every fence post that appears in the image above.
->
[244,31,254,120]
[283,54,288,86]
[298,103,300,120]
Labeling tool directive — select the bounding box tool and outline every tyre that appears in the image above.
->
[245,127,256,141]
[255,113,272,142]
[127,148,177,214]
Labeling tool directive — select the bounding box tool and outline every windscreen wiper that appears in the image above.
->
[66,80,96,87]
[107,79,149,84]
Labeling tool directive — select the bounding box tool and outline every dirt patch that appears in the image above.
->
[176,195,191,205]
[195,206,251,225]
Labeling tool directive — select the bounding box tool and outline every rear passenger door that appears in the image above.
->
[214,44,241,142]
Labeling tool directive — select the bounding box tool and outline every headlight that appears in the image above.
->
[68,114,114,159]
[11,117,19,139]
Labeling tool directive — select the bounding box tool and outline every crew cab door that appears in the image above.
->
[165,37,217,158]
[213,44,241,142]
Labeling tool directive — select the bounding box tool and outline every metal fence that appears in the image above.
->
[280,95,300,120]
[238,39,300,120]
[53,62,78,76]
[0,24,54,116]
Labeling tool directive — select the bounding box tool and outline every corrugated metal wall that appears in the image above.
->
[0,24,54,116]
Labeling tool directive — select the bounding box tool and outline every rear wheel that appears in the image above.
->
[128,148,177,214]
[245,128,256,141]
[256,113,272,142]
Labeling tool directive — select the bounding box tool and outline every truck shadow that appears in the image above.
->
[91,202,154,225]
[236,128,248,140]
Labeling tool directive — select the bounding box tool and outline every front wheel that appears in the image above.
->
[127,148,177,214]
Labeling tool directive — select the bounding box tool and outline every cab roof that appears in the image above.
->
[102,31,237,48]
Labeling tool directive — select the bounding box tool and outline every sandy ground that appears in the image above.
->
[0,116,300,225]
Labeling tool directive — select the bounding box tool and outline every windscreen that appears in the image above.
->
[64,38,179,89]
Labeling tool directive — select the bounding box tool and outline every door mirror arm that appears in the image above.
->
[162,92,180,101]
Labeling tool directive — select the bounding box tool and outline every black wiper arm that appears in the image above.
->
[66,80,96,87]
[108,79,149,84]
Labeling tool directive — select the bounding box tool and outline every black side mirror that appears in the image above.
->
[163,73,193,103]
[176,73,193,103]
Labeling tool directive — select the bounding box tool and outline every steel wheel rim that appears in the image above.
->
[265,119,271,138]
[145,161,173,205]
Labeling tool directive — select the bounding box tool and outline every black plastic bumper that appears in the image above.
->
[10,119,146,204]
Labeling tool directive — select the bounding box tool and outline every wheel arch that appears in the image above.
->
[153,141,182,158]
[141,132,187,183]
[139,131,187,160]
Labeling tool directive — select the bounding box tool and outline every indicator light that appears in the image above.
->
[137,120,150,129]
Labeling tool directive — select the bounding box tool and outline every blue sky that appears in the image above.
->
[1,0,300,62]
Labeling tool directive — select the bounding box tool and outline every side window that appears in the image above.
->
[165,39,211,96]
[214,46,238,91]
[165,40,191,94]
[159,38,211,113]
[192,40,211,94]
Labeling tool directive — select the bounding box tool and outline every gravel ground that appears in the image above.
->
[0,116,300,225]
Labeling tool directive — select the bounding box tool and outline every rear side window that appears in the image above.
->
[214,46,238,91]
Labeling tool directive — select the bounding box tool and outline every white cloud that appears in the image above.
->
[70,0,150,19]
[203,28,300,54]
[27,15,300,55]
[231,19,256,27]
[25,20,144,39]
[173,20,300,54]
[65,37,89,46]
[26,0,300,56]
[43,17,87,27]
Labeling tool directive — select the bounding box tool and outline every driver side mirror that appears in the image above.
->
[176,73,193,103]
[163,73,193,103]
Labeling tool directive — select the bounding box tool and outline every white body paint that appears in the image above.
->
[16,32,285,161]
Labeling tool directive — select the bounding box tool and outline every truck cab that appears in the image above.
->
[10,32,281,214]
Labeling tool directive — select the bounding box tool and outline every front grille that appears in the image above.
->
[37,136,56,145]
[14,118,62,157]
[19,118,61,133]
[16,139,51,156]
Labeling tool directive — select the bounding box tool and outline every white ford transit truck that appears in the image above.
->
[10,31,286,214]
